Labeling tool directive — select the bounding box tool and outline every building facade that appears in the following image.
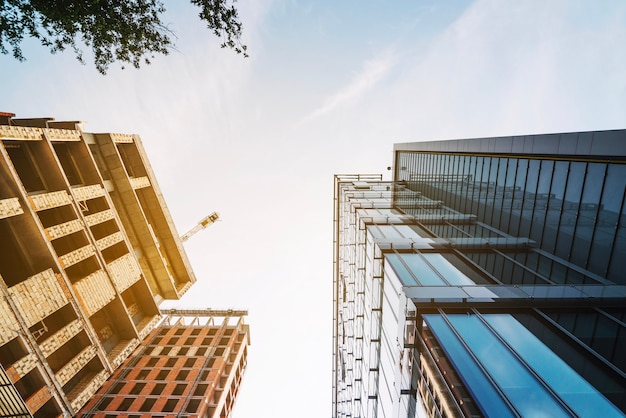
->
[333,130,626,417]
[78,309,250,418]
[0,114,196,417]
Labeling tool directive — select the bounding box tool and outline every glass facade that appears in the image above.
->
[333,130,626,418]
[395,147,626,285]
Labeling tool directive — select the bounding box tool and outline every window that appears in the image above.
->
[111,382,125,394]
[173,384,187,396]
[129,382,146,395]
[140,398,155,412]
[186,399,200,413]
[118,398,133,411]
[194,384,209,396]
[163,399,178,412]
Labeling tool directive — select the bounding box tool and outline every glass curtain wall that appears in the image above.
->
[395,152,626,284]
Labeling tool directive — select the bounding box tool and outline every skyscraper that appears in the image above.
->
[0,114,247,417]
[333,130,626,417]
[78,309,250,417]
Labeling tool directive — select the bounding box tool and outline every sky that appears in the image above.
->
[2,1,626,417]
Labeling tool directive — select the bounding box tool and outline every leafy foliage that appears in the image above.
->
[192,0,247,57]
[0,0,247,74]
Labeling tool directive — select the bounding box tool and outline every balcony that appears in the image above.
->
[6,353,38,380]
[0,125,42,141]
[43,128,81,142]
[54,346,97,386]
[137,315,160,340]
[0,198,23,219]
[84,209,115,227]
[107,253,142,292]
[72,184,105,202]
[66,369,108,413]
[95,231,124,251]
[7,269,68,327]
[45,218,85,240]
[129,176,150,190]
[72,270,115,316]
[28,190,72,211]
[58,244,96,268]
[39,320,83,357]
[106,338,139,369]
[110,133,134,143]
[0,293,19,345]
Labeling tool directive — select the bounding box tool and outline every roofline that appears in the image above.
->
[393,129,626,158]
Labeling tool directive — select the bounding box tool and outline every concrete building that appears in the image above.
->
[0,113,196,417]
[333,130,626,417]
[78,309,249,418]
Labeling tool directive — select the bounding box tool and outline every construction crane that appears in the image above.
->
[180,212,220,242]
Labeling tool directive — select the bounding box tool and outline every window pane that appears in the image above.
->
[485,314,623,417]
[422,254,475,285]
[448,314,570,418]
[401,254,447,286]
[423,314,515,417]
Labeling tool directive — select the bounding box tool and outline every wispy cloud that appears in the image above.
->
[303,50,396,121]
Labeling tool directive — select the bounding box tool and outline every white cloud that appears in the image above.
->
[302,49,397,121]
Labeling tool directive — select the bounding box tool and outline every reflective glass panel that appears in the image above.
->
[423,315,515,417]
[422,254,475,285]
[485,314,623,417]
[401,254,447,286]
[447,314,570,417]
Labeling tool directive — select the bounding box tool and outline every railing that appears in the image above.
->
[45,218,84,240]
[67,370,109,413]
[107,253,142,292]
[55,346,97,386]
[0,125,42,140]
[95,231,123,251]
[58,244,96,268]
[72,184,105,202]
[73,270,115,316]
[43,128,81,141]
[28,190,72,211]
[8,269,68,327]
[129,176,150,189]
[0,197,23,219]
[84,209,115,226]
[110,133,134,143]
[39,320,83,357]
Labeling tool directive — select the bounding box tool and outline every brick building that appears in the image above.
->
[78,309,250,417]
[0,114,230,417]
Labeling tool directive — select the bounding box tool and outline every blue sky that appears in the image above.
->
[2,1,626,417]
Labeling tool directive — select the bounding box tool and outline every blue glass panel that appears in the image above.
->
[423,315,515,417]
[448,314,570,417]
[485,314,623,417]
[400,254,446,286]
[422,254,475,285]
[384,254,418,286]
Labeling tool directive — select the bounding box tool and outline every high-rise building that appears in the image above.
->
[333,130,626,417]
[0,114,227,417]
[78,309,250,418]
